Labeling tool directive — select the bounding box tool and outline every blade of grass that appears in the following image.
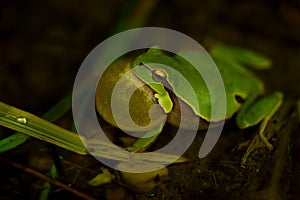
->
[38,164,57,200]
[0,132,29,153]
[0,95,72,153]
[41,94,72,122]
[0,101,87,155]
[0,101,188,164]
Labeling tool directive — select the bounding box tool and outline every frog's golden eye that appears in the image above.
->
[152,70,167,83]
[138,62,167,83]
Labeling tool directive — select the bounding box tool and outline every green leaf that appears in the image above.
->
[39,164,57,200]
[0,132,29,153]
[0,101,87,155]
[0,95,72,153]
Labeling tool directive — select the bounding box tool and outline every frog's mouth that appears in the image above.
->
[164,90,205,130]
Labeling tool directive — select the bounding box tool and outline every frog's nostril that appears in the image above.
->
[235,95,244,103]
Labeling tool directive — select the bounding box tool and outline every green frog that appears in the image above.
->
[96,44,283,163]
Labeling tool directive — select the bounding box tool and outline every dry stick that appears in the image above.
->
[0,157,96,200]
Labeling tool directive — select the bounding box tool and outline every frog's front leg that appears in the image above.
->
[236,92,283,165]
[126,121,164,153]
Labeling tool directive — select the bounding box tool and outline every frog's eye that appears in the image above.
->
[138,62,167,83]
[152,70,167,83]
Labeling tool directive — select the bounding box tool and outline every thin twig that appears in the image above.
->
[0,157,96,200]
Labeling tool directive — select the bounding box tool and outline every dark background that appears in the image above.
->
[1,0,299,114]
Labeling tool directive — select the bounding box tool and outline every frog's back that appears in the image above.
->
[214,57,265,118]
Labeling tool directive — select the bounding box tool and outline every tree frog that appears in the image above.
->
[96,45,283,161]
